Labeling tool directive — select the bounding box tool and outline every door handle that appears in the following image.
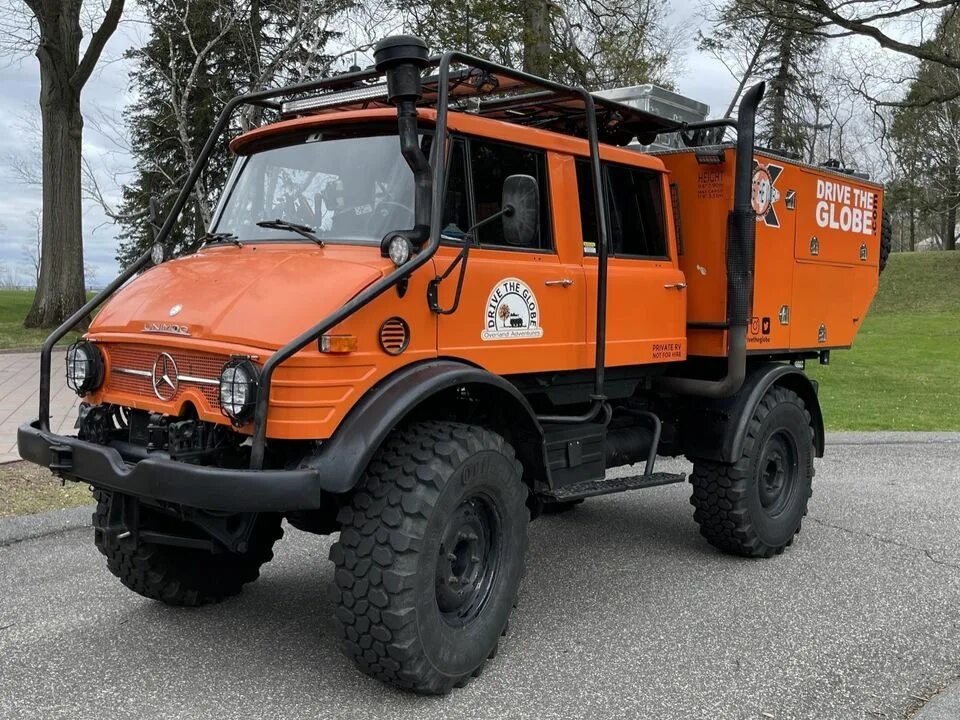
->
[545,278,574,287]
[664,282,687,290]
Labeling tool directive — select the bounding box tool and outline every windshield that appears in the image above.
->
[213,132,417,244]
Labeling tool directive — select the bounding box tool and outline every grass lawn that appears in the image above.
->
[808,252,960,430]
[0,290,84,351]
[0,461,92,518]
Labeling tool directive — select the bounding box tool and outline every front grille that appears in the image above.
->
[104,344,225,410]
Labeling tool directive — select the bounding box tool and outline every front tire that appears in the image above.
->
[689,386,814,558]
[93,490,283,606]
[329,421,529,694]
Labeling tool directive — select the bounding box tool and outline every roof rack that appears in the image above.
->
[276,62,683,146]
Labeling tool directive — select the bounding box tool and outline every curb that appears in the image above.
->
[826,431,960,445]
[0,504,95,547]
[913,678,960,719]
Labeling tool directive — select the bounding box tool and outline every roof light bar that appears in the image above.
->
[281,83,389,115]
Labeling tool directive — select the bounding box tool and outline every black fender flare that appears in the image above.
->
[682,363,825,463]
[303,359,547,494]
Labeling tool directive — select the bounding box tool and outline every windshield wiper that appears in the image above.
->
[256,218,324,246]
[199,231,242,248]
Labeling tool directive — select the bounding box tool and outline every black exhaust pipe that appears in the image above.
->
[661,81,765,399]
[374,35,431,248]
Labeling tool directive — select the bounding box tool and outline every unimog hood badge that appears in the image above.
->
[143,321,190,336]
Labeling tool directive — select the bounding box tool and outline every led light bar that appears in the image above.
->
[281,83,389,115]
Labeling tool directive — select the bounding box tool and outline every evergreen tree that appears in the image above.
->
[403,0,678,91]
[890,12,960,250]
[117,0,348,266]
[699,0,822,155]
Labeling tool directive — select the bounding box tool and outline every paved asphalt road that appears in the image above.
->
[2,435,959,720]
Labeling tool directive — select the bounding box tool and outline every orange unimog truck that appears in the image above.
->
[19,35,888,693]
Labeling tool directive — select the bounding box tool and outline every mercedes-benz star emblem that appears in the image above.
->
[151,352,179,401]
[169,303,183,317]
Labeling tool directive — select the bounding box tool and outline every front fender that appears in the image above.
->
[302,359,547,493]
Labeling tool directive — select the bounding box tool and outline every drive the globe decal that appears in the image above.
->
[482,278,544,341]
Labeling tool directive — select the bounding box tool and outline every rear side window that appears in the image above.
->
[576,159,668,258]
[469,139,552,251]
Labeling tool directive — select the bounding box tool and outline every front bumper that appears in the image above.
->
[17,420,326,512]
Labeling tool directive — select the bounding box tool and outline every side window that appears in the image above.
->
[575,159,668,258]
[576,159,599,256]
[442,140,470,239]
[469,139,552,250]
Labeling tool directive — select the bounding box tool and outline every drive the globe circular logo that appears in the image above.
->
[481,278,544,341]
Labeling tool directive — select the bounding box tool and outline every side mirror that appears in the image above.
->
[502,174,539,247]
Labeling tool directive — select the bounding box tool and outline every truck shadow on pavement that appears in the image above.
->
[109,484,726,695]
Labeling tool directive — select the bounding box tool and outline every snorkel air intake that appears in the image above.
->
[374,35,431,249]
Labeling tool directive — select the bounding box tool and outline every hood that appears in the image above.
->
[92,244,387,349]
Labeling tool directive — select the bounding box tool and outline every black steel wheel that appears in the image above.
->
[329,421,528,694]
[435,493,502,627]
[689,386,815,558]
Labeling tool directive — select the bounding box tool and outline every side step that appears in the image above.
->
[543,471,686,502]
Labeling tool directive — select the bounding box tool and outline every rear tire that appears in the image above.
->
[93,490,283,606]
[879,209,892,274]
[329,421,528,694]
[689,386,814,558]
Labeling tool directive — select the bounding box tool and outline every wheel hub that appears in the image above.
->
[757,432,798,515]
[435,495,501,626]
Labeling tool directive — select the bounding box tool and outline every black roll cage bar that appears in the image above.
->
[36,45,722,471]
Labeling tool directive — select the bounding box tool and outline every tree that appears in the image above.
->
[3,1,125,327]
[403,0,680,91]
[758,0,960,103]
[889,12,960,250]
[116,0,353,266]
[699,0,822,155]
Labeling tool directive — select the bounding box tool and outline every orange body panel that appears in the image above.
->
[84,110,881,442]
[659,147,882,356]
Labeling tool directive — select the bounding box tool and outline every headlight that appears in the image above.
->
[387,234,412,266]
[65,341,104,396]
[219,358,259,423]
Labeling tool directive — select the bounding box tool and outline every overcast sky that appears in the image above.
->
[0,2,737,287]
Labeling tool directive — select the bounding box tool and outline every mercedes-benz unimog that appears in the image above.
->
[18,35,889,693]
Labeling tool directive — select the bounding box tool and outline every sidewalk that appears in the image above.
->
[0,351,78,463]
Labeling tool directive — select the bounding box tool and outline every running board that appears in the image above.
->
[544,472,687,501]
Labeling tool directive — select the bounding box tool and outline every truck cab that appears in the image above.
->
[18,34,886,694]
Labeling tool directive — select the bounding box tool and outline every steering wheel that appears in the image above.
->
[374,201,414,224]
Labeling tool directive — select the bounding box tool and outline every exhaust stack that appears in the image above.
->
[660,81,766,398]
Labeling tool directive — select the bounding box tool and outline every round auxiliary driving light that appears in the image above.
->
[65,341,104,396]
[150,242,165,265]
[219,358,260,423]
[387,235,412,266]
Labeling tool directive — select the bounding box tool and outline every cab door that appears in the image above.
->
[576,159,687,366]
[435,137,588,375]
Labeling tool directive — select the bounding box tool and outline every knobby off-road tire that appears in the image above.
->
[93,490,283,606]
[329,421,529,694]
[689,386,815,558]
[879,209,892,274]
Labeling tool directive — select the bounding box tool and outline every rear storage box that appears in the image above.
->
[655,146,883,357]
